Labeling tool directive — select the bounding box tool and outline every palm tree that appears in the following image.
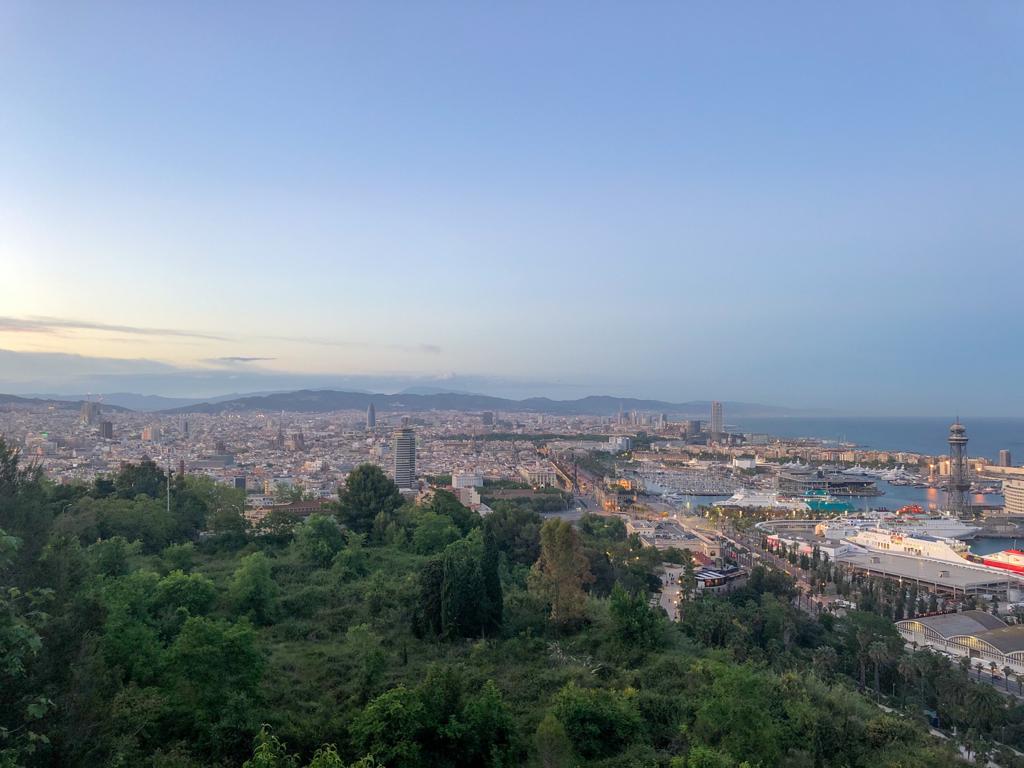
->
[856,630,871,690]
[897,656,917,702]
[989,660,999,681]
[975,661,984,681]
[812,646,838,680]
[868,641,890,696]
[1003,666,1013,691]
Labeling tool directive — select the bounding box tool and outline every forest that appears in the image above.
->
[2,437,1022,767]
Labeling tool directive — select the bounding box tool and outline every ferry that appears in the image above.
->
[844,527,1024,580]
[979,550,1024,575]
[846,527,971,563]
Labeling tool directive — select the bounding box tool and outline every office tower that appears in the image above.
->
[685,419,701,435]
[481,411,494,427]
[80,401,101,425]
[182,419,189,439]
[215,439,227,454]
[367,402,376,429]
[999,449,1012,468]
[710,401,724,434]
[234,476,247,490]
[392,427,416,489]
[947,420,971,518]
[99,420,113,440]
[178,458,186,477]
[142,425,161,442]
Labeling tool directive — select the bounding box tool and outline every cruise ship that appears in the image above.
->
[720,489,808,511]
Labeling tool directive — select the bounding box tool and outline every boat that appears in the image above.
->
[719,489,808,511]
[801,490,854,514]
[816,509,980,540]
[980,549,1024,574]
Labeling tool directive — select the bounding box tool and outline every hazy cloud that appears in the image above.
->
[210,356,276,363]
[0,316,228,341]
[268,336,442,355]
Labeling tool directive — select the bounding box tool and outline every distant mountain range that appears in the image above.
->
[26,391,273,411]
[0,394,131,412]
[158,389,801,418]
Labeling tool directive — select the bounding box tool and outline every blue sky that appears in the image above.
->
[1,3,1022,413]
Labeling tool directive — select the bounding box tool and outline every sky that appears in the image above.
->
[1,2,1023,413]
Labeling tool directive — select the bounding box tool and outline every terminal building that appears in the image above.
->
[776,467,880,497]
[840,549,1021,600]
[897,610,1024,674]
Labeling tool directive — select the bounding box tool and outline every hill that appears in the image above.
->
[161,388,797,417]
[0,394,130,412]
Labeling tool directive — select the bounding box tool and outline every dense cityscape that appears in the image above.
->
[5,3,1024,767]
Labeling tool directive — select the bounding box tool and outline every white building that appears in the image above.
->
[452,470,483,489]
[1005,478,1024,516]
[608,435,632,452]
[519,463,558,487]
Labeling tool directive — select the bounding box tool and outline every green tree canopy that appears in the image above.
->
[336,465,403,536]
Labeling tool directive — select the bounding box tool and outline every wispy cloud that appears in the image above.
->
[0,317,441,355]
[0,316,228,341]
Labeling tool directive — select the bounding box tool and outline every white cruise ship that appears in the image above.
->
[846,528,970,563]
[720,489,808,512]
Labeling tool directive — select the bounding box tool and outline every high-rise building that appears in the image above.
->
[947,420,971,518]
[233,476,247,490]
[392,427,416,489]
[684,419,702,435]
[481,411,494,427]
[99,420,114,440]
[999,449,1013,468]
[182,419,189,439]
[367,402,376,429]
[710,401,724,435]
[142,425,161,442]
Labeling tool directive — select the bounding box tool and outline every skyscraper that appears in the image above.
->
[392,427,416,490]
[710,401,724,435]
[481,411,494,427]
[947,420,971,518]
[999,449,1012,467]
[99,420,113,440]
[367,402,376,429]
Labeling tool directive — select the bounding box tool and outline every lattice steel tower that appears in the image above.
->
[947,420,971,518]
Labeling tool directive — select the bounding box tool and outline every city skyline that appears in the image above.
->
[3,3,1024,414]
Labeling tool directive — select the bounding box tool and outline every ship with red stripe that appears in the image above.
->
[979,549,1024,575]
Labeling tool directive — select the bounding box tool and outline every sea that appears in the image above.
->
[668,416,1022,524]
[679,480,1003,516]
[733,416,1024,462]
